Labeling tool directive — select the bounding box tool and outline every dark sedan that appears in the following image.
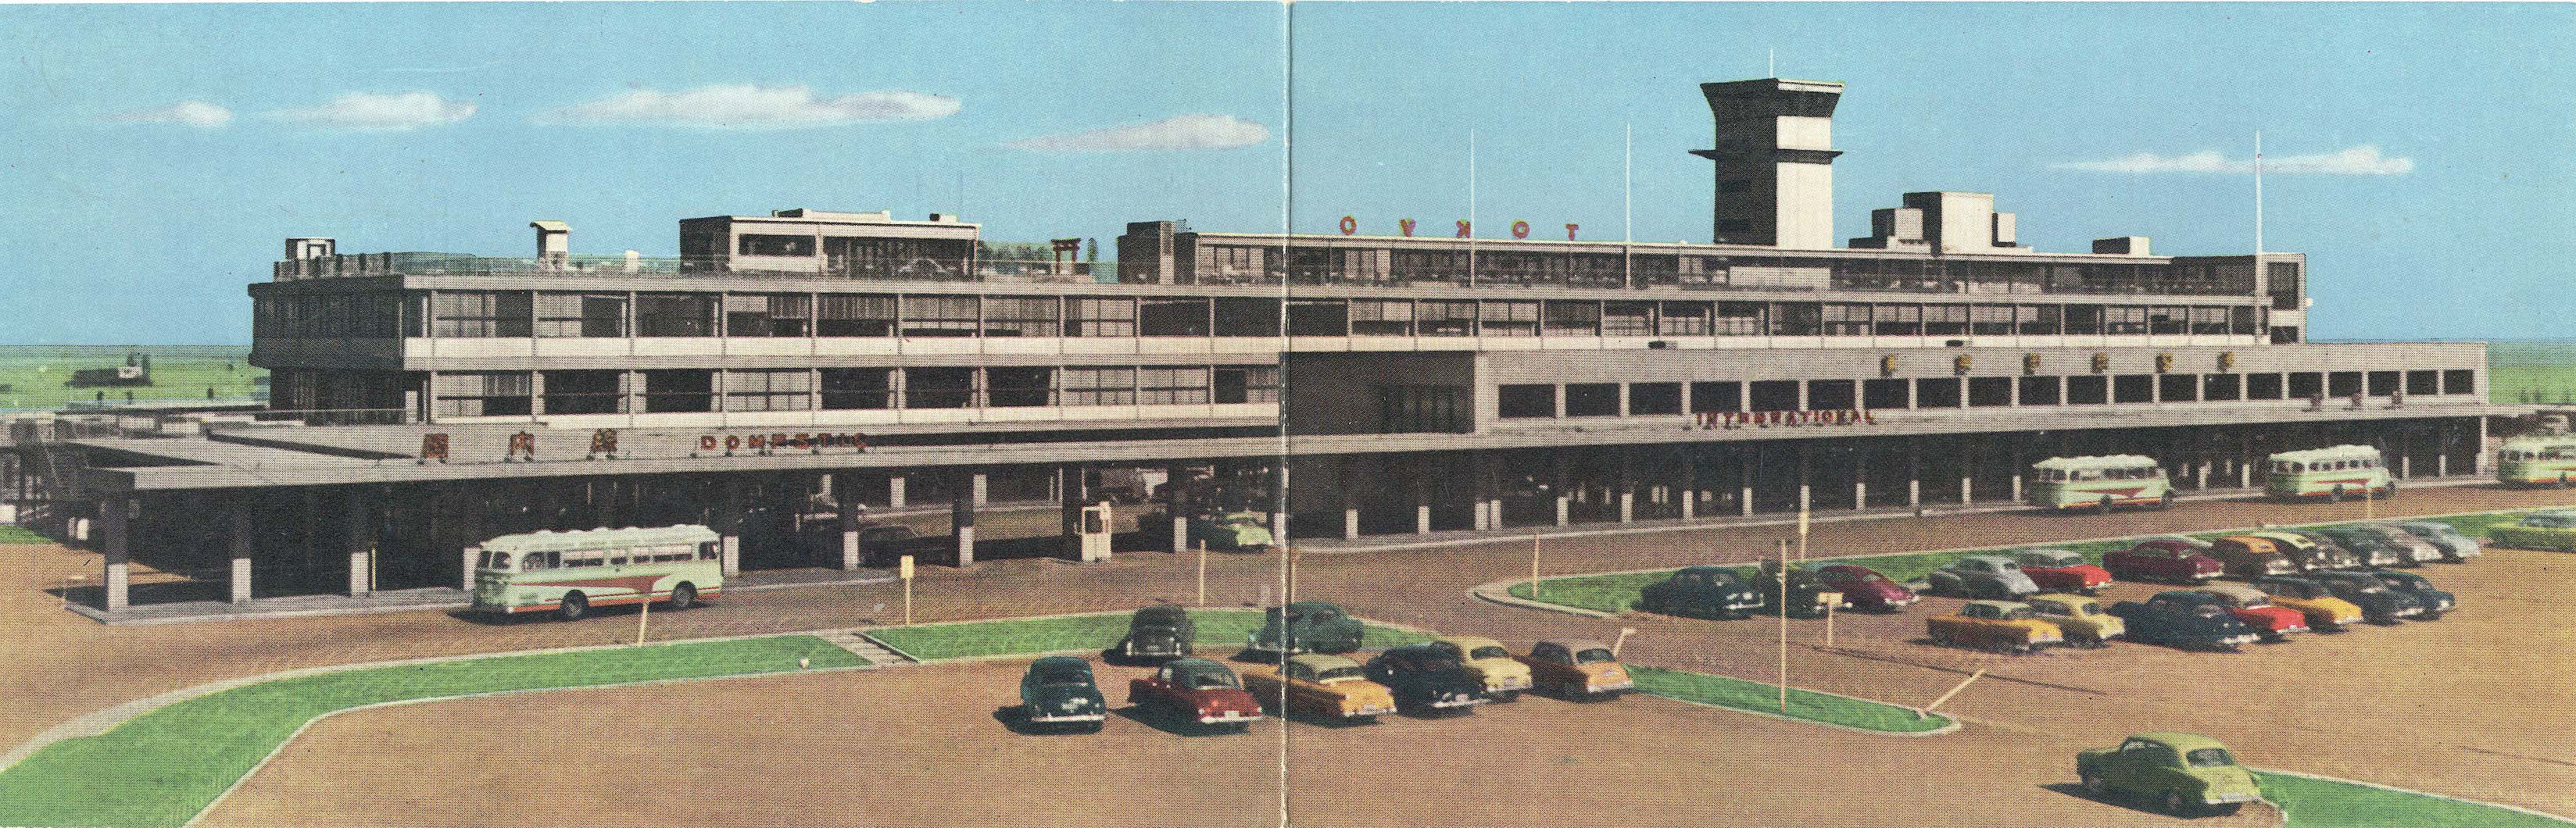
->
[1363,643,1490,715]
[1016,656,1108,733]
[1117,605,1196,661]
[2360,569,2456,619]
[2106,593,2261,651]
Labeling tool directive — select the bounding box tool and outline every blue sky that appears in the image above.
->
[2,2,2568,344]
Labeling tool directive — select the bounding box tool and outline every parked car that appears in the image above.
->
[2013,549,2113,594]
[2391,520,2483,562]
[1637,566,1766,619]
[2347,524,2445,566]
[1422,635,1534,701]
[2105,593,2260,651]
[1015,656,1109,733]
[1512,641,1634,700]
[2299,571,2425,623]
[2024,594,2125,648]
[2103,537,2224,584]
[2248,530,2361,572]
[2306,526,2411,569]
[2358,569,2455,619]
[2180,585,2310,639]
[1813,564,1920,612]
[857,525,923,566]
[2076,733,2264,816]
[1238,653,1396,722]
[1247,601,1366,656]
[1925,555,2043,600]
[1925,600,2064,654]
[2248,576,2367,631]
[1192,510,1275,551]
[1363,643,1491,714]
[1116,605,1197,662]
[1127,658,1262,731]
[2204,535,2299,580]
[1755,560,1855,618]
[2487,511,2576,552]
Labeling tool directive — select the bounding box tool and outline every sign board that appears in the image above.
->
[1815,591,1843,607]
[899,555,914,580]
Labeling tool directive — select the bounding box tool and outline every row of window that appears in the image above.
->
[1494,369,2478,419]
[279,291,2275,341]
[430,365,1281,418]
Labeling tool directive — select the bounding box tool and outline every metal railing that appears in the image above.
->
[275,254,1117,285]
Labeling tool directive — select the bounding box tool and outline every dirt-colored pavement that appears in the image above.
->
[13,484,2576,826]
[199,658,2274,828]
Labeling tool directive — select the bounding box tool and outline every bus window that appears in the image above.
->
[701,543,720,561]
[523,551,556,571]
[483,551,513,570]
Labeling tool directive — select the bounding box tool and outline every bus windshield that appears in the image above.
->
[481,551,513,570]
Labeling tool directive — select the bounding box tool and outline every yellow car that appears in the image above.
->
[2247,576,2366,631]
[1426,634,1536,701]
[1927,600,2065,654]
[1238,653,1397,721]
[2024,594,2125,648]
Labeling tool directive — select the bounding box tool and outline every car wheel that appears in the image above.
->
[556,591,588,622]
[2098,495,2116,514]
[2163,791,2190,816]
[2331,485,2346,502]
[2156,492,2175,510]
[1497,689,1522,703]
[2557,473,2569,489]
[2081,773,2106,796]
[2419,610,2444,621]
[667,582,696,610]
[1082,722,1104,734]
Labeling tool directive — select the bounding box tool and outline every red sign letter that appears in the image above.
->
[1511,220,1530,239]
[1398,218,1416,237]
[1455,219,1472,237]
[1565,223,1580,241]
[1339,215,1358,235]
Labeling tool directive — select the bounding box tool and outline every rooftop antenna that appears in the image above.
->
[1769,48,1776,78]
[1468,130,1478,283]
[2252,130,2265,255]
[1624,121,1634,242]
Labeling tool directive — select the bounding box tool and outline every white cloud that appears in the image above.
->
[2055,145,2413,175]
[99,101,233,128]
[1009,114,1270,152]
[268,91,476,130]
[537,84,960,128]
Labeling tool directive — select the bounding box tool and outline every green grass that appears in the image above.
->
[1629,666,1951,733]
[0,635,860,828]
[864,609,1429,661]
[2258,772,2576,828]
[0,526,48,544]
[0,346,263,411]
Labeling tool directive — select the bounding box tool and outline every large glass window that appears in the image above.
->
[2247,373,2284,400]
[1481,301,1539,337]
[982,296,1061,337]
[1564,384,1619,416]
[1140,298,1211,336]
[1657,302,1711,336]
[1415,301,1476,337]
[2190,306,2230,335]
[2017,305,2062,335]
[1921,305,1967,337]
[2149,306,2189,335]
[1807,380,1856,409]
[1069,298,1136,337]
[1823,303,1872,337]
[1139,367,1211,405]
[724,294,810,337]
[819,368,893,409]
[1713,302,1765,336]
[431,291,531,338]
[432,371,531,417]
[1543,301,1600,336]
[1213,298,1281,337]
[1873,304,1921,336]
[535,294,626,338]
[1286,300,1347,336]
[2443,369,2474,395]
[901,295,979,337]
[1349,300,1414,336]
[636,294,714,337]
[1690,381,1742,412]
[1769,302,1821,336]
[1630,382,1683,414]
[1498,384,1556,418]
[1864,378,1910,409]
[723,369,812,412]
[2018,376,2061,405]
[640,369,713,412]
[2066,375,2109,405]
[2063,305,2104,335]
[1213,366,1279,404]
[1060,367,1136,406]
[542,370,622,415]
[2231,305,2261,336]
[905,367,975,409]
[738,234,814,257]
[986,367,1054,407]
[1971,305,2014,336]
[1602,302,1655,337]
[2114,374,2155,403]
[2103,306,2148,335]
[817,295,896,337]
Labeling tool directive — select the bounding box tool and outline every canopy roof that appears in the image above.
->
[2501,434,2576,449]
[2269,444,2382,462]
[2030,455,2157,470]
[478,524,718,554]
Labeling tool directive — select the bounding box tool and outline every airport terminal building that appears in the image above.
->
[23,78,2508,616]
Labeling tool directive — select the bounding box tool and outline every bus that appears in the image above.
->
[2496,436,2576,487]
[2264,445,2394,501]
[2026,455,2174,512]
[470,525,724,620]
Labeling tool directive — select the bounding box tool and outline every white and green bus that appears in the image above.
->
[2027,455,2174,512]
[2497,436,2576,487]
[470,525,723,620]
[2264,444,2394,501]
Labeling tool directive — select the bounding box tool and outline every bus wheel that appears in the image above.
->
[2558,474,2569,489]
[557,592,588,622]
[2329,485,2346,502]
[2156,492,2175,510]
[2097,495,2116,514]
[667,583,696,610]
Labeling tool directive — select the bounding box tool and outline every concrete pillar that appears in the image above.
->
[345,489,372,597]
[2436,451,2449,478]
[1960,473,1974,505]
[1739,455,1756,516]
[888,475,908,509]
[1342,505,1361,540]
[953,477,977,566]
[101,497,131,612]
[971,473,988,509]
[1269,464,1290,542]
[2239,434,2256,488]
[1907,442,1923,508]
[836,474,863,570]
[1472,455,1497,531]
[1853,448,1869,510]
[458,486,484,592]
[1414,478,1433,535]
[230,508,254,604]
[717,477,742,576]
[2010,444,2026,501]
[1797,444,1812,514]
[1617,450,1637,523]
[2475,416,2490,475]
[1551,455,1572,526]
[1060,464,1088,555]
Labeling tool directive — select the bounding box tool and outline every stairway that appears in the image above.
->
[821,629,916,666]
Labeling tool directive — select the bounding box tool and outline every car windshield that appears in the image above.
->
[2187,748,2237,768]
[1850,571,1887,582]
[1314,666,1365,682]
[1187,673,1239,690]
[2001,608,2034,620]
[1036,673,1092,688]
[1468,646,1510,660]
[1575,648,1615,664]
[2189,605,2227,619]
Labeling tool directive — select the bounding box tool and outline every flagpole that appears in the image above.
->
[1468,131,1478,286]
[2253,130,2264,255]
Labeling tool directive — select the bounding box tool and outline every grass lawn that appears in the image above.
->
[0,346,263,411]
[0,635,860,828]
[0,526,48,544]
[2258,772,2576,828]
[864,609,1429,661]
[1629,666,1950,733]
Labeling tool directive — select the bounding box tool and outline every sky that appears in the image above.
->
[2,2,2569,344]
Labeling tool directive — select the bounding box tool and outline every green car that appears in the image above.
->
[1246,601,1365,656]
[1192,510,1275,551]
[2488,511,2576,552]
[2076,733,2263,816]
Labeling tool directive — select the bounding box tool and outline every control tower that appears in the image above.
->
[1691,78,1844,249]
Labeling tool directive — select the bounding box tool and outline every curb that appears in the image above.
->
[2248,766,2576,827]
[1629,669,1962,738]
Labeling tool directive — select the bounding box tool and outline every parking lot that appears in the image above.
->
[10,483,2576,826]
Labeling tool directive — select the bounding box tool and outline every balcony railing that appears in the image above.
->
[275,253,1116,285]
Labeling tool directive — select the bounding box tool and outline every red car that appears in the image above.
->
[1128,658,1263,731]
[1814,564,1920,612]
[2177,586,2311,639]
[2013,549,2113,594]
[2104,537,2224,584]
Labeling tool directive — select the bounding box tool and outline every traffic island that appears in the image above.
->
[0,635,864,828]
[2252,769,2576,828]
[1627,666,1957,735]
